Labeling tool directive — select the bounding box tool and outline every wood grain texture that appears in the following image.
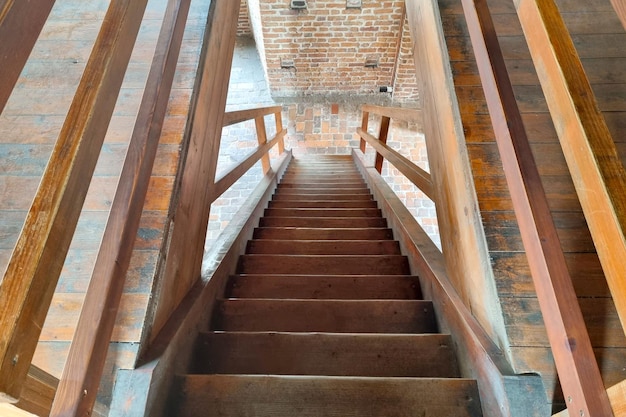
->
[149,0,241,343]
[514,0,626,351]
[0,0,56,114]
[0,0,148,403]
[405,0,508,357]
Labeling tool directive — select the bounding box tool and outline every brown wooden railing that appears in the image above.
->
[356,105,541,416]
[0,0,286,415]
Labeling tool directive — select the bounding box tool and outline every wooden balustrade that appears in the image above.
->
[0,0,56,114]
[49,0,192,415]
[459,0,613,415]
[357,106,434,199]
[0,0,148,405]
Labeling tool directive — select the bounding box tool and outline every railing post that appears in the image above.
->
[359,110,369,153]
[374,116,391,173]
[255,116,271,174]
[514,0,626,341]
[461,0,613,415]
[275,109,285,154]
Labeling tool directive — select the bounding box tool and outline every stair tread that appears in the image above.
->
[269,200,379,208]
[174,375,482,417]
[246,239,400,255]
[227,274,422,299]
[259,217,386,228]
[191,332,459,377]
[253,227,394,240]
[264,208,382,217]
[213,299,437,333]
[272,193,374,201]
[237,254,410,275]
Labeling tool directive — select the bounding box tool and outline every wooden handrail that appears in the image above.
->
[515,0,626,345]
[0,0,148,404]
[223,105,283,127]
[361,104,422,124]
[50,0,192,415]
[357,127,434,200]
[460,0,612,415]
[213,128,286,200]
[0,0,56,114]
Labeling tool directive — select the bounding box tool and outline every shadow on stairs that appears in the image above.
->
[167,155,483,416]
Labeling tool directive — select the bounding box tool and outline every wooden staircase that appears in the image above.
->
[168,155,483,416]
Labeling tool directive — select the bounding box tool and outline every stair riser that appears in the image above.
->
[213,300,437,333]
[278,183,368,189]
[268,201,379,209]
[276,188,371,195]
[271,194,373,201]
[245,240,401,255]
[253,227,394,240]
[227,275,422,299]
[237,255,410,275]
[259,217,387,228]
[192,333,459,377]
[175,376,482,417]
[264,208,382,217]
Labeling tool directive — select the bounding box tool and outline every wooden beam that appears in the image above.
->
[0,0,147,403]
[149,0,241,342]
[222,105,282,127]
[405,0,509,355]
[554,378,626,416]
[514,0,626,341]
[461,0,613,415]
[213,129,286,201]
[14,365,57,416]
[0,0,56,114]
[255,116,271,174]
[374,116,391,173]
[357,127,434,199]
[359,110,369,153]
[609,0,626,31]
[50,0,191,415]
[275,111,285,154]
[362,104,422,125]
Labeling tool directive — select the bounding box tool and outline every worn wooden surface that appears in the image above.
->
[0,0,148,403]
[149,0,241,343]
[438,0,626,412]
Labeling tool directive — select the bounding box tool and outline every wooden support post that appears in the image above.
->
[461,0,613,415]
[275,110,285,154]
[0,0,147,404]
[374,116,391,173]
[359,110,369,153]
[0,0,56,114]
[255,116,271,174]
[50,0,191,415]
[514,0,626,340]
[149,0,241,340]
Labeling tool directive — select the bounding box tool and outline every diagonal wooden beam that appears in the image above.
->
[609,0,626,31]
[0,0,148,404]
[0,0,56,114]
[514,0,626,345]
[461,0,613,415]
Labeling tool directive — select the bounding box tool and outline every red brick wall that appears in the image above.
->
[237,0,252,37]
[258,0,406,96]
[392,15,420,102]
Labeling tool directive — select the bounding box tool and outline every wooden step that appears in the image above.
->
[278,182,368,189]
[253,227,393,240]
[258,217,387,228]
[173,375,482,417]
[245,240,401,255]
[271,193,373,201]
[237,254,410,275]
[268,200,379,209]
[264,208,382,217]
[275,188,371,195]
[279,178,365,185]
[212,299,437,333]
[226,274,422,299]
[191,332,460,377]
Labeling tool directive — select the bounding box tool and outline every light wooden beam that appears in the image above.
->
[609,0,626,31]
[461,0,612,415]
[50,0,191,415]
[514,0,626,342]
[0,0,147,404]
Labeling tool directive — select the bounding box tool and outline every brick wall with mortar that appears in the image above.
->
[237,0,252,37]
[256,0,406,96]
[392,14,420,102]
